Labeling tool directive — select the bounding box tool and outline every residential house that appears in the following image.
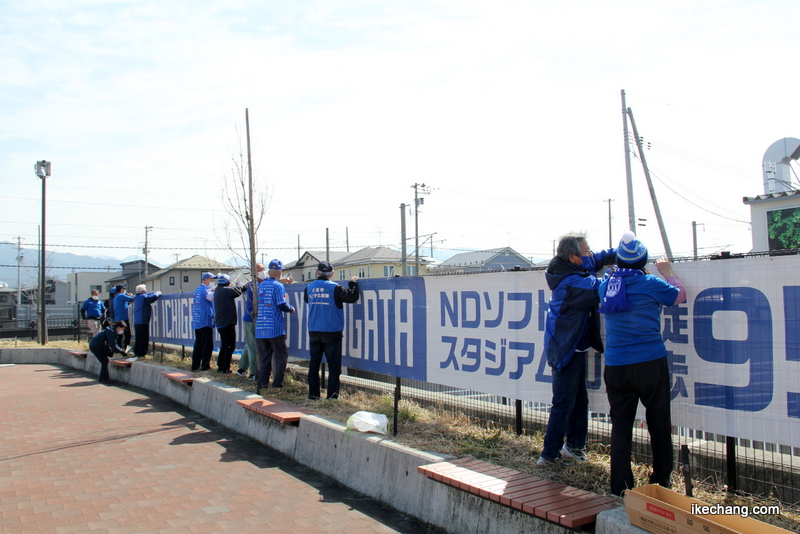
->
[106,260,161,293]
[283,246,430,282]
[144,255,234,293]
[0,285,16,320]
[66,270,119,305]
[435,247,536,274]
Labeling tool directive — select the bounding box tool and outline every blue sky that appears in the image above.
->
[2,0,799,269]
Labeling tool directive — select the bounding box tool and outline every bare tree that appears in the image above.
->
[217,124,270,270]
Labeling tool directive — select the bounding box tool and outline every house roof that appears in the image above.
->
[284,247,424,270]
[743,189,800,204]
[144,255,233,282]
[437,247,534,269]
[283,250,351,270]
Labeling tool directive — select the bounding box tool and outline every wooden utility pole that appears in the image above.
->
[627,107,673,259]
[622,90,636,232]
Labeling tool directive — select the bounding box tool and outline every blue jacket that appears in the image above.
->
[81,298,105,319]
[113,293,134,322]
[192,283,215,329]
[89,326,125,356]
[214,283,245,328]
[243,281,256,323]
[133,292,161,325]
[542,249,615,371]
[304,278,360,333]
[255,278,294,339]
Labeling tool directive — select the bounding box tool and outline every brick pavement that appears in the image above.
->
[0,364,442,534]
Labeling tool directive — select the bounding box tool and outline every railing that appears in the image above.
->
[0,317,82,340]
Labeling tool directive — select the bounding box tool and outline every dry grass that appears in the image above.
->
[5,338,799,531]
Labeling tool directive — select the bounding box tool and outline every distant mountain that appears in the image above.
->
[0,242,125,288]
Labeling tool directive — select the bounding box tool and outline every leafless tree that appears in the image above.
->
[217,127,271,271]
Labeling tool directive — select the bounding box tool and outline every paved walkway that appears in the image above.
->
[0,364,442,534]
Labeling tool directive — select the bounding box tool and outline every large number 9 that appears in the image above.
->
[693,287,773,412]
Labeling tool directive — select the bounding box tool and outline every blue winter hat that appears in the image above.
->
[617,231,648,268]
[318,261,333,273]
[268,259,283,270]
[201,272,215,281]
[216,273,231,285]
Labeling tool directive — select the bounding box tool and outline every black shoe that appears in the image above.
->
[100,379,116,385]
[308,395,321,400]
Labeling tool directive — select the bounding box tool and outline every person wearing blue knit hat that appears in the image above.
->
[191,272,217,371]
[599,231,687,496]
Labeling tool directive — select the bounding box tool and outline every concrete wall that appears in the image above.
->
[0,347,626,534]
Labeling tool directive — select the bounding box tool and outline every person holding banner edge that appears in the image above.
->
[303,261,360,400]
[599,231,686,496]
[537,232,616,466]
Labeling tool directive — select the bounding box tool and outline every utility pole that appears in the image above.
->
[627,107,673,259]
[412,183,431,275]
[604,199,614,247]
[400,203,408,276]
[621,90,636,232]
[692,221,705,261]
[15,237,23,309]
[245,108,257,321]
[143,226,153,277]
[326,228,330,262]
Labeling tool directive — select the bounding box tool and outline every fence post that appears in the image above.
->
[726,436,737,492]
[181,345,185,361]
[680,444,693,497]
[393,376,401,437]
[515,399,523,436]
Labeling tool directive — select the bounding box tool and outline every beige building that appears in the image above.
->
[283,246,430,282]
[143,255,234,294]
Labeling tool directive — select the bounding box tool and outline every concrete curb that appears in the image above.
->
[0,347,626,534]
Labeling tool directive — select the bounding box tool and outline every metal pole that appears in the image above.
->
[400,204,408,276]
[515,399,523,436]
[414,186,420,275]
[144,226,152,277]
[604,199,613,247]
[622,90,636,232]
[326,228,330,262]
[393,376,401,436]
[692,221,698,260]
[40,174,47,345]
[726,436,738,493]
[627,107,673,258]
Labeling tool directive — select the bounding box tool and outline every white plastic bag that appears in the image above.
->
[346,411,389,435]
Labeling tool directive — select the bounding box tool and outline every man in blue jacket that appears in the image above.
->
[133,285,162,358]
[255,259,295,389]
[303,261,360,400]
[113,284,134,352]
[537,233,615,465]
[191,272,216,371]
[80,290,106,338]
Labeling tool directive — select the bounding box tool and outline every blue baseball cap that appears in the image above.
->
[201,272,215,280]
[268,259,283,270]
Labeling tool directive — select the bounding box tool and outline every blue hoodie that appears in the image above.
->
[542,248,615,371]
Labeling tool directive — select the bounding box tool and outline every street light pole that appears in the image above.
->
[411,183,430,275]
[35,160,51,345]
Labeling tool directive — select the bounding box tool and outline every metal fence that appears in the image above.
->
[341,367,800,505]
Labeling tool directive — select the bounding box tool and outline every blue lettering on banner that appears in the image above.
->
[663,303,689,400]
[784,286,800,418]
[693,287,773,412]
[285,277,427,381]
[438,290,539,380]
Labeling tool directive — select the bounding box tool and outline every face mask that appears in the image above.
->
[91,296,98,300]
[580,255,596,272]
[116,329,125,335]
[257,271,267,280]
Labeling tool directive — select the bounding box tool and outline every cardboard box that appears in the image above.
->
[624,484,790,534]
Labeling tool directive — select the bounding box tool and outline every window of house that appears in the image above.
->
[339,269,346,280]
[183,276,189,283]
[0,295,7,303]
[383,265,395,277]
[169,276,175,286]
[358,267,367,278]
[90,285,102,293]
[408,266,417,276]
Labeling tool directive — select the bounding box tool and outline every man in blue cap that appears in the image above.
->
[113,284,134,352]
[191,272,216,371]
[303,261,359,400]
[255,259,295,388]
